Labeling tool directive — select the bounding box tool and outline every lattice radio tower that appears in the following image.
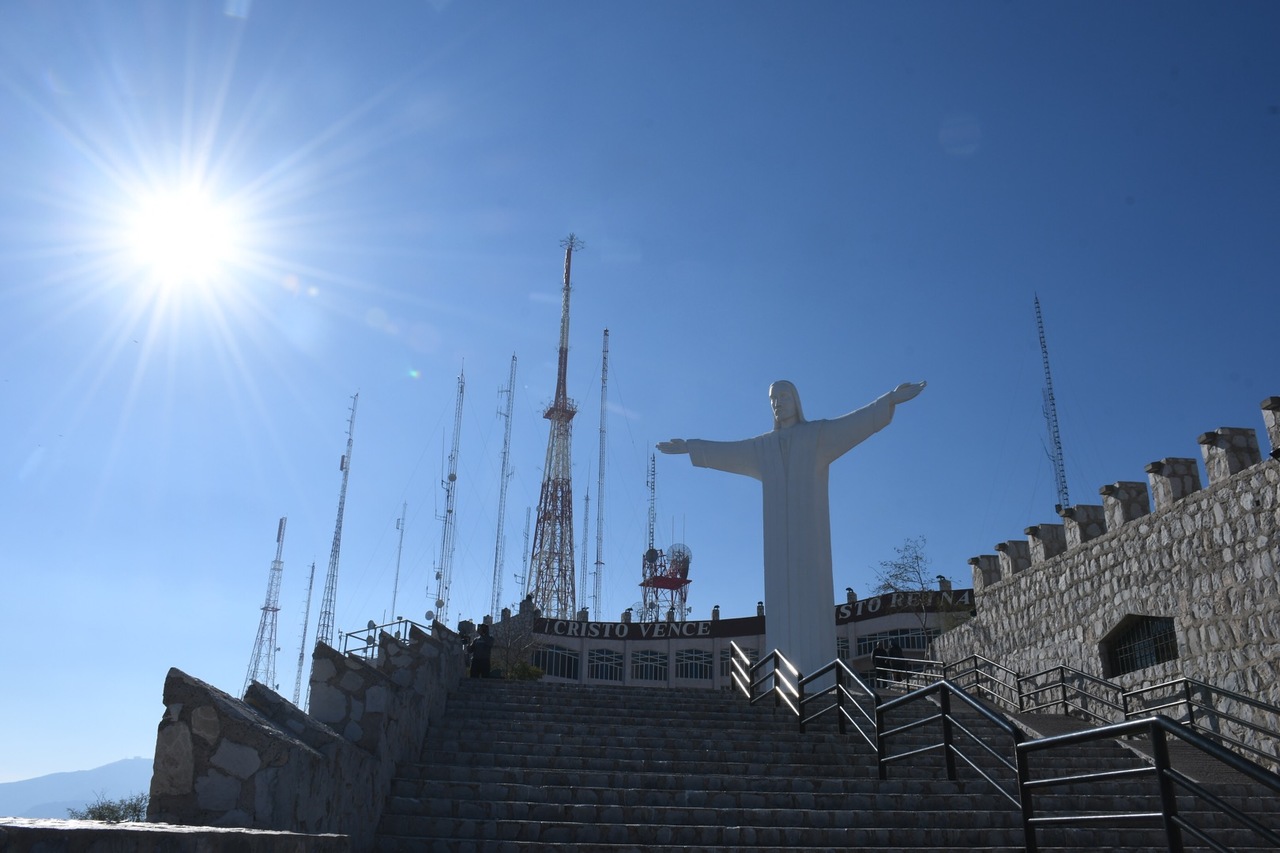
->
[244,516,287,696]
[317,392,358,648]
[291,560,315,707]
[1035,296,1071,511]
[528,234,583,619]
[490,355,517,620]
[432,369,465,625]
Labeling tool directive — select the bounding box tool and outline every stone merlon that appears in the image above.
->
[1024,524,1066,563]
[1197,427,1261,485]
[1261,397,1280,459]
[1144,457,1202,511]
[1099,481,1150,531]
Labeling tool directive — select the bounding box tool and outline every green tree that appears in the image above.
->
[67,791,149,822]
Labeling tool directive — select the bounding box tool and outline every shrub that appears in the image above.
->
[67,791,149,822]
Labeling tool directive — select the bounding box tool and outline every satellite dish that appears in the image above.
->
[426,610,436,622]
[367,620,377,630]
[448,472,457,482]
[435,598,445,609]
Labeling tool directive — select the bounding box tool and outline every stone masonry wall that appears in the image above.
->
[934,397,1280,758]
[149,623,464,852]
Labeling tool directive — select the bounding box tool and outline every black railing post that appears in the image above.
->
[875,693,888,780]
[1184,680,1196,728]
[797,670,806,733]
[1151,723,1185,853]
[1015,741,1037,853]
[940,687,957,781]
[836,668,847,735]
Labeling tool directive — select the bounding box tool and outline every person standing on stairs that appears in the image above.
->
[469,623,494,678]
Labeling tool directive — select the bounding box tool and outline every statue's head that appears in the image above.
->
[768,380,805,430]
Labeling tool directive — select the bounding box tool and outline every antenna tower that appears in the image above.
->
[638,455,691,621]
[1035,296,1070,511]
[316,392,358,647]
[292,560,315,706]
[580,488,591,616]
[490,355,517,619]
[432,370,465,625]
[390,502,406,620]
[519,507,531,599]
[528,234,582,619]
[593,329,609,617]
[244,516,287,696]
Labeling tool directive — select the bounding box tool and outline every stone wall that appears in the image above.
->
[148,623,464,851]
[934,397,1280,755]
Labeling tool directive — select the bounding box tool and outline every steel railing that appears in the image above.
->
[729,645,1280,852]
[1125,676,1280,770]
[340,617,433,658]
[1018,714,1280,853]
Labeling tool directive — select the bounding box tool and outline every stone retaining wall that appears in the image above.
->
[147,623,464,851]
[934,397,1280,758]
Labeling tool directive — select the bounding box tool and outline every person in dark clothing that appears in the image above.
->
[871,641,887,688]
[469,624,494,678]
[887,640,905,683]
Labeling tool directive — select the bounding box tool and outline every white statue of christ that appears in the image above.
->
[657,379,926,677]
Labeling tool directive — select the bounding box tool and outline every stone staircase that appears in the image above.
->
[372,679,1278,852]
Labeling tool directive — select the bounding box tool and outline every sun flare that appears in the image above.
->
[127,187,240,285]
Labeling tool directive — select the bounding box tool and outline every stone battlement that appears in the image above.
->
[935,396,1280,757]
[147,623,465,851]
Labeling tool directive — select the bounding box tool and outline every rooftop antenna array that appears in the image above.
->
[593,329,609,617]
[316,393,358,648]
[528,234,583,619]
[432,369,465,625]
[291,560,316,707]
[244,516,287,696]
[490,355,517,620]
[1035,296,1070,511]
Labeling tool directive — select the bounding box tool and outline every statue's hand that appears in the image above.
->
[656,439,689,455]
[890,381,926,404]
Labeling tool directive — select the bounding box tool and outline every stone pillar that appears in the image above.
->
[1024,524,1066,563]
[995,540,1031,576]
[1145,457,1202,510]
[968,555,1001,594]
[1260,397,1280,459]
[1059,504,1106,548]
[1197,427,1262,485]
[1099,481,1151,531]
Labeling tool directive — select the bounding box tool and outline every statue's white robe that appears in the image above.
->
[686,392,896,676]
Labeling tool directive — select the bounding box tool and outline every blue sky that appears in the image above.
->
[1,1,1277,783]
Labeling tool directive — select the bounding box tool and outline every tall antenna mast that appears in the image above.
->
[390,502,407,620]
[647,452,657,552]
[528,234,582,619]
[579,488,591,616]
[244,516,287,696]
[490,355,518,619]
[317,392,358,648]
[292,560,315,707]
[519,507,531,600]
[593,329,609,618]
[1035,295,1070,511]
[432,369,465,625]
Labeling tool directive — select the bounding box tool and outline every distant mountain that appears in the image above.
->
[0,758,153,819]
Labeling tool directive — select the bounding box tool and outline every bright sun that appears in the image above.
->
[128,187,239,284]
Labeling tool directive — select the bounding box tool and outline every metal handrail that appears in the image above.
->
[340,617,430,657]
[1018,664,1126,725]
[1017,714,1280,853]
[797,658,880,747]
[876,678,1024,809]
[942,654,1024,713]
[729,641,802,717]
[1125,676,1280,769]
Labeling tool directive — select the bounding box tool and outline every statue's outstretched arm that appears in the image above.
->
[890,381,927,405]
[656,439,689,455]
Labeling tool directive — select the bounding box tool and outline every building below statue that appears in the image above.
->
[521,585,972,689]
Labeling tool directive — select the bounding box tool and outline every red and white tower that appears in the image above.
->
[528,235,582,619]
